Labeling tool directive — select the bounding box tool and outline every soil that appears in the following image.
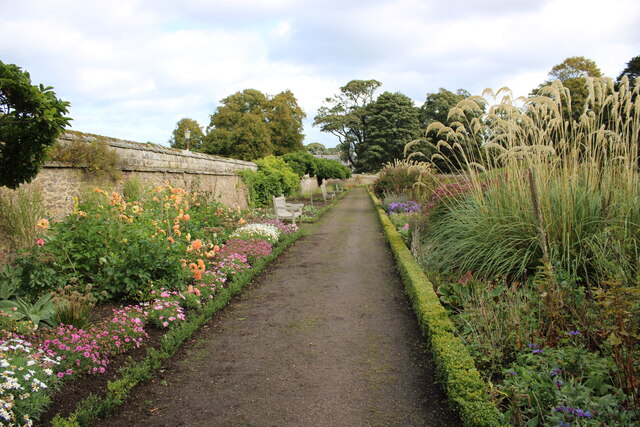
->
[59,188,459,426]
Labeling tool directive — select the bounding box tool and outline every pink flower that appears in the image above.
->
[36,238,45,247]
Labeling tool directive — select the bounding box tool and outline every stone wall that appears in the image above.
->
[0,131,257,258]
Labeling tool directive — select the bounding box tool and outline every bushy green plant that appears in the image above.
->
[280,151,318,178]
[240,156,300,207]
[51,283,97,329]
[0,294,55,328]
[500,345,636,426]
[372,159,433,199]
[122,176,146,202]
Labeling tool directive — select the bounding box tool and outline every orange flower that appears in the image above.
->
[238,218,246,225]
[213,245,220,252]
[168,237,175,243]
[183,214,190,221]
[190,239,203,251]
[180,259,187,268]
[36,218,50,230]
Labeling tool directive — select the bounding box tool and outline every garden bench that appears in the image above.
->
[320,184,335,202]
[272,195,304,226]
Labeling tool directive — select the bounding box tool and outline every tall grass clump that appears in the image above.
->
[372,158,434,202]
[422,77,640,283]
[0,186,46,251]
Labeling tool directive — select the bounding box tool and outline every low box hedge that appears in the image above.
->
[369,189,503,427]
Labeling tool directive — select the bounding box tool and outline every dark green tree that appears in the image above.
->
[357,92,422,172]
[0,62,71,188]
[203,89,305,161]
[280,151,318,178]
[169,118,204,150]
[420,88,481,172]
[313,79,382,170]
[617,55,640,89]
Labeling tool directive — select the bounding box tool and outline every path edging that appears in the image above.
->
[368,189,503,427]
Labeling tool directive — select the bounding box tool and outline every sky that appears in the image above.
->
[2,0,639,148]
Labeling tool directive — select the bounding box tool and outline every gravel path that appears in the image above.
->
[98,187,459,426]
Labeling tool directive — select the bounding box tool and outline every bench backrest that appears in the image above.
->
[273,195,288,213]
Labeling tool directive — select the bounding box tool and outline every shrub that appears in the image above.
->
[240,156,300,207]
[49,138,121,181]
[372,159,433,200]
[0,187,46,252]
[280,151,318,178]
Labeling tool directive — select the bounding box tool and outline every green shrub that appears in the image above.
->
[280,151,318,178]
[0,186,46,252]
[372,159,433,200]
[240,156,300,207]
[49,138,121,181]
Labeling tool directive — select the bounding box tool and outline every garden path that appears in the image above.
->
[98,187,458,426]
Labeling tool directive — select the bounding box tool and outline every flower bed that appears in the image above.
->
[0,182,304,425]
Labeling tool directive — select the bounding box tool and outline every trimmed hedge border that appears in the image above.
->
[368,188,503,427]
[52,230,305,426]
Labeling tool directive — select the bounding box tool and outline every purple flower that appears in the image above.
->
[568,330,581,336]
[550,368,562,377]
[532,349,543,354]
[528,343,540,349]
[555,406,593,418]
[554,380,563,389]
[506,370,517,376]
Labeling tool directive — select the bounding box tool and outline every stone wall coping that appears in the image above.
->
[59,131,257,169]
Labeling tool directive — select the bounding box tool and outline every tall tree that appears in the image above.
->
[536,56,603,119]
[305,142,327,155]
[202,89,305,161]
[313,79,382,170]
[0,62,71,188]
[168,118,204,150]
[358,92,422,172]
[420,88,481,172]
[617,55,640,89]
[268,90,306,156]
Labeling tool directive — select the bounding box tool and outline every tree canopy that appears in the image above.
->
[0,62,71,188]
[617,55,640,89]
[536,56,604,119]
[202,89,305,161]
[313,79,381,170]
[357,91,422,172]
[169,118,204,151]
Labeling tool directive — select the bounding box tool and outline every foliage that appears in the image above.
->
[305,142,328,155]
[617,55,640,89]
[358,91,423,172]
[422,78,640,282]
[420,88,483,173]
[372,159,433,199]
[534,56,604,119]
[313,157,351,184]
[0,62,71,189]
[203,89,305,161]
[168,118,204,151]
[122,176,146,202]
[0,294,55,328]
[313,79,382,170]
[500,346,635,426]
[369,190,502,426]
[280,151,318,178]
[239,156,300,207]
[48,138,121,181]
[51,283,97,329]
[0,186,45,251]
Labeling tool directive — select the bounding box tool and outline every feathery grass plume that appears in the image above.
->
[371,158,433,201]
[415,77,640,282]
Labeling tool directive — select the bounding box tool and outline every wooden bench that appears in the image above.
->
[320,184,335,202]
[272,195,304,226]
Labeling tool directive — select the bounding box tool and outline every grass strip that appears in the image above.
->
[368,188,503,427]
[51,230,305,427]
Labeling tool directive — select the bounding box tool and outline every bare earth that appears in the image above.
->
[98,188,459,426]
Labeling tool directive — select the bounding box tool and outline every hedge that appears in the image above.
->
[368,189,503,427]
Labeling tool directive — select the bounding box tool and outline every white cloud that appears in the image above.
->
[1,0,639,147]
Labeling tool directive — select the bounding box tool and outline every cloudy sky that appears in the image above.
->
[2,0,639,148]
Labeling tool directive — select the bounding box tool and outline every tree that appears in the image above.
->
[420,88,481,172]
[305,142,327,155]
[202,89,305,161]
[313,79,382,170]
[536,56,603,119]
[617,55,640,89]
[280,151,318,178]
[169,118,204,150]
[268,90,305,156]
[357,92,422,172]
[0,62,71,188]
